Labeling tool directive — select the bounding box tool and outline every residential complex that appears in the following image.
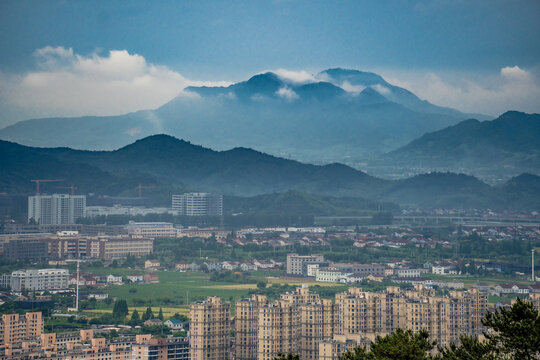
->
[28,194,86,225]
[172,193,223,216]
[189,296,230,360]
[9,269,69,292]
[0,326,188,360]
[224,285,489,360]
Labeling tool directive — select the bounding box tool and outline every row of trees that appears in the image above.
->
[274,298,540,360]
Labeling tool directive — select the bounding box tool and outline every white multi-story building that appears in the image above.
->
[126,221,177,238]
[28,194,86,225]
[10,269,69,291]
[286,253,325,275]
[172,193,223,216]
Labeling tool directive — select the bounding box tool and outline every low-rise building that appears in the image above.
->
[145,260,160,269]
[164,319,185,331]
[127,222,177,238]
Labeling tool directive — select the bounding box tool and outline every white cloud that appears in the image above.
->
[500,65,530,81]
[271,69,317,85]
[382,65,540,116]
[371,84,391,95]
[338,81,365,94]
[276,87,299,101]
[0,46,231,126]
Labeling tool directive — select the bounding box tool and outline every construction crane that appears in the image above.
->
[57,184,78,195]
[30,179,64,195]
[137,184,155,198]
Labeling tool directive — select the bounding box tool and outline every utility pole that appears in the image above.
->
[533,249,536,282]
[75,259,80,312]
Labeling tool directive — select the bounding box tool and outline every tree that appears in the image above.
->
[130,309,140,325]
[340,329,436,360]
[481,298,540,360]
[273,353,300,360]
[158,307,164,320]
[437,335,499,360]
[257,281,267,289]
[112,299,129,319]
[142,306,153,321]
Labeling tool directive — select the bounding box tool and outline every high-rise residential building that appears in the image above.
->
[286,253,325,275]
[231,284,488,360]
[236,286,338,360]
[28,194,86,225]
[172,193,223,216]
[189,296,230,360]
[10,269,69,292]
[0,312,43,347]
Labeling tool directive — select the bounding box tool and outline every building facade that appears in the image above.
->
[231,284,488,360]
[127,222,177,238]
[189,296,230,360]
[0,312,43,348]
[172,193,223,216]
[10,269,69,292]
[28,194,86,225]
[286,254,325,275]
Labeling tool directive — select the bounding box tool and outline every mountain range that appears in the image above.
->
[1,135,539,210]
[0,68,487,165]
[379,111,540,169]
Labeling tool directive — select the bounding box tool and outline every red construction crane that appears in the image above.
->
[57,184,78,195]
[137,184,155,198]
[30,179,64,195]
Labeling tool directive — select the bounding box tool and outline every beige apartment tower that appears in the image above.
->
[0,312,43,347]
[189,296,230,360]
[232,285,488,360]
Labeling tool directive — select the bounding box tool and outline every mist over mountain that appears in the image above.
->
[375,111,540,180]
[0,68,484,164]
[1,135,538,210]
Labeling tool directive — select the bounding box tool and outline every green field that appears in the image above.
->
[86,269,255,305]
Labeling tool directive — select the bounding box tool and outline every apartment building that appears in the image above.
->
[231,284,488,360]
[189,296,230,360]
[335,285,487,347]
[172,193,223,216]
[28,194,86,225]
[286,253,325,275]
[10,269,69,292]
[132,335,189,360]
[236,286,338,360]
[0,326,188,360]
[0,312,43,347]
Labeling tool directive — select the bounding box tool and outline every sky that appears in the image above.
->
[0,0,539,127]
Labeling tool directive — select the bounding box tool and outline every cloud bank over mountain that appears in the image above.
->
[0,46,539,128]
[0,46,230,127]
[382,65,540,116]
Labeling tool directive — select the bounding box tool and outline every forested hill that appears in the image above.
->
[1,135,539,210]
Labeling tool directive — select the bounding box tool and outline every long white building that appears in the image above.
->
[28,194,86,225]
[10,269,69,291]
[172,193,223,216]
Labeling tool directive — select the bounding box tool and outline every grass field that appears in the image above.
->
[83,306,189,318]
[83,267,348,312]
